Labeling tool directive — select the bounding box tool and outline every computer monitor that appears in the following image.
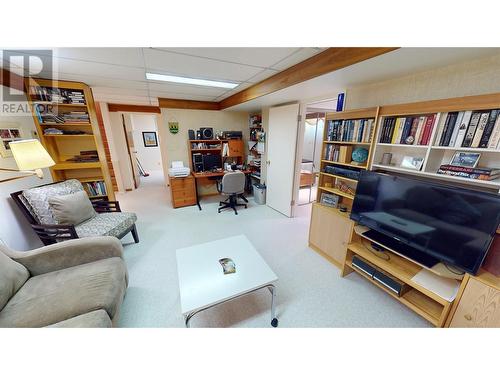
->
[202,154,222,171]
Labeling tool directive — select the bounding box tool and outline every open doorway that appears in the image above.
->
[296,98,338,207]
[129,113,165,188]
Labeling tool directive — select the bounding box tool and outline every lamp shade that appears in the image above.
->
[9,139,55,171]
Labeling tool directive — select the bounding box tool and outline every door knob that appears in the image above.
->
[266,160,270,165]
[464,314,472,321]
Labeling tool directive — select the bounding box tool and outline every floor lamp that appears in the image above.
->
[0,139,55,183]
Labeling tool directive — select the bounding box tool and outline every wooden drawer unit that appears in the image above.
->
[308,203,354,268]
[170,175,197,208]
[447,273,500,328]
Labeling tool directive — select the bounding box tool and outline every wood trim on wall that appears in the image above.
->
[158,98,220,110]
[218,47,399,110]
[1,67,26,92]
[107,103,161,113]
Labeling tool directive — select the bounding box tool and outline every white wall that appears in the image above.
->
[345,52,500,109]
[131,114,162,172]
[0,89,52,249]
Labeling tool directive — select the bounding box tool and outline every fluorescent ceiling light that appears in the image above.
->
[146,72,239,89]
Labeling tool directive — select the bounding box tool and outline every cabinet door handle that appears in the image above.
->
[464,314,472,321]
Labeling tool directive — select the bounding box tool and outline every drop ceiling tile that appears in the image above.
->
[147,81,227,96]
[53,48,144,67]
[51,73,149,90]
[270,47,324,70]
[158,48,300,69]
[143,48,262,82]
[215,82,254,100]
[149,91,219,101]
[49,58,146,81]
[91,86,149,97]
[246,69,278,83]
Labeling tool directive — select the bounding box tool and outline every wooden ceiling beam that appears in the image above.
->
[218,47,399,110]
[107,103,161,113]
[158,97,220,110]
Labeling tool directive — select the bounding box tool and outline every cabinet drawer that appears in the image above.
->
[449,278,500,327]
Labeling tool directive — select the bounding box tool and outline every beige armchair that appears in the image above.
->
[0,236,128,328]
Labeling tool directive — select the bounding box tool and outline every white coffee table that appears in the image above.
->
[176,235,279,328]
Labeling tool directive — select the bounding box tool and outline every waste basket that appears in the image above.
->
[253,183,266,205]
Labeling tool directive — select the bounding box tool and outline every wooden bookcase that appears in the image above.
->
[25,78,115,200]
[309,107,379,267]
[370,93,500,193]
[317,107,379,211]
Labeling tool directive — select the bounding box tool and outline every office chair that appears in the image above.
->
[218,171,247,215]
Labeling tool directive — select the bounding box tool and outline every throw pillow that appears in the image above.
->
[48,191,97,225]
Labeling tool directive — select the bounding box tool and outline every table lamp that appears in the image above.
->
[0,139,55,183]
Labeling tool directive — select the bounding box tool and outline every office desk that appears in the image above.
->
[192,170,252,210]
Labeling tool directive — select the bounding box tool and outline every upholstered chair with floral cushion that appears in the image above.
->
[11,179,138,245]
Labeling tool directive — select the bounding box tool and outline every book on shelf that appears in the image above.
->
[326,118,373,143]
[461,111,482,147]
[487,113,500,149]
[448,111,464,147]
[479,109,499,148]
[83,180,107,197]
[379,114,436,145]
[470,112,491,148]
[439,111,459,146]
[452,111,472,147]
[436,164,500,181]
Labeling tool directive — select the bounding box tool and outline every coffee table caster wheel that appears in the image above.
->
[271,318,278,327]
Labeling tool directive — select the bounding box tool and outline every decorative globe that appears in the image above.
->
[352,147,368,163]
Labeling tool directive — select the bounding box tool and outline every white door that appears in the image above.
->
[266,103,300,217]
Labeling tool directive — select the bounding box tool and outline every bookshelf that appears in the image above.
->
[248,114,263,181]
[309,107,379,268]
[370,93,500,193]
[25,78,115,200]
[317,107,379,211]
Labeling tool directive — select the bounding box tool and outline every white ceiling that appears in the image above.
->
[228,48,500,112]
[1,47,325,105]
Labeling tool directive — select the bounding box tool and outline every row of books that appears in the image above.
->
[34,105,90,124]
[83,181,107,197]
[436,164,500,181]
[379,114,436,145]
[30,86,86,104]
[326,119,374,143]
[436,109,500,148]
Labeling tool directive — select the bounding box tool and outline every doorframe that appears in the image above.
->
[292,96,341,214]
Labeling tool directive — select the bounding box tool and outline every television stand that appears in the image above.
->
[342,226,459,327]
[363,229,439,269]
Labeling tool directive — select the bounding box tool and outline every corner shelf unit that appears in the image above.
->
[370,93,500,193]
[317,107,379,212]
[25,78,115,200]
[309,107,379,269]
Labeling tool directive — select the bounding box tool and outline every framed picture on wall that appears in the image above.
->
[0,124,23,158]
[142,131,158,147]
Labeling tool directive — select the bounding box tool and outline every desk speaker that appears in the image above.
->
[200,127,213,140]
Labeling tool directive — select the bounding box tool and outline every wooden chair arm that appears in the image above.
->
[92,200,122,213]
[31,223,79,245]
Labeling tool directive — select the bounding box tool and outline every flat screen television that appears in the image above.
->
[350,171,500,274]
